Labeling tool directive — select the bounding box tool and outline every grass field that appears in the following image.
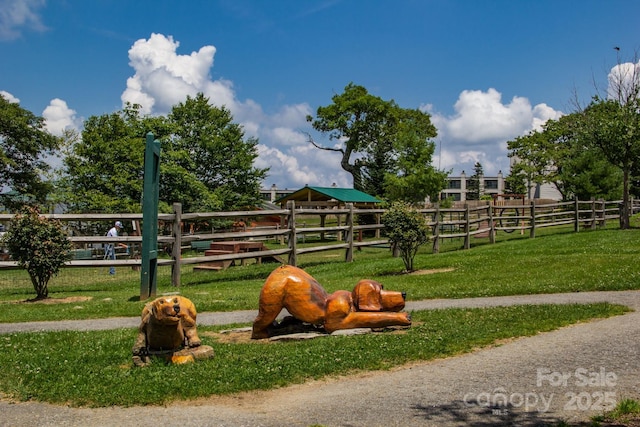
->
[0,226,638,323]
[0,225,638,407]
[0,303,628,407]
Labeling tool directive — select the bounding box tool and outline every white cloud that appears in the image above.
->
[122,33,213,114]
[437,88,534,143]
[0,0,47,41]
[0,90,19,103]
[42,98,80,136]
[257,144,351,189]
[607,59,640,102]
[120,34,567,188]
[531,103,563,131]
[429,88,563,176]
[121,33,338,190]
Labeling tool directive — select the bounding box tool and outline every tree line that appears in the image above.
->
[506,56,640,228]
[2,67,640,227]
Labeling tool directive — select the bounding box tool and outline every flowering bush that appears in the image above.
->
[2,206,71,299]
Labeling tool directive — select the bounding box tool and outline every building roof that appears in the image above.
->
[276,186,381,205]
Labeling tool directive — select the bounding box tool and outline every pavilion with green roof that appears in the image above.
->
[276,186,381,208]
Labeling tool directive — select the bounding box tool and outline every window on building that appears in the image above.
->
[448,180,461,189]
[484,180,498,189]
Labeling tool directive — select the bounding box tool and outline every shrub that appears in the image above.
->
[381,201,430,272]
[2,206,71,299]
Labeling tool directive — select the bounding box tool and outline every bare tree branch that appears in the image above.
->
[302,131,344,154]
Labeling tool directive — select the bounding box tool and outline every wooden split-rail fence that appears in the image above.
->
[0,198,637,287]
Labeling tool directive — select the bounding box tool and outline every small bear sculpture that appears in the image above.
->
[132,295,212,366]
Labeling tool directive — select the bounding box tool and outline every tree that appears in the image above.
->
[507,113,622,201]
[575,52,640,228]
[580,97,639,228]
[381,201,430,272]
[0,95,60,211]
[60,95,267,213]
[383,108,448,204]
[466,162,484,201]
[60,105,150,213]
[2,206,71,299]
[168,93,268,210]
[307,83,445,200]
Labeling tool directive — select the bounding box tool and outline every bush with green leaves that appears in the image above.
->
[2,206,71,299]
[381,201,430,272]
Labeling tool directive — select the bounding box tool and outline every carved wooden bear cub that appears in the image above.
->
[132,296,201,362]
[252,265,411,339]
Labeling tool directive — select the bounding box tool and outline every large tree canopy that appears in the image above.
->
[579,97,640,228]
[168,93,267,210]
[0,95,60,211]
[60,94,268,213]
[507,112,623,201]
[307,83,446,202]
[383,108,447,203]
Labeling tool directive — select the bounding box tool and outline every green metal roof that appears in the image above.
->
[277,186,381,204]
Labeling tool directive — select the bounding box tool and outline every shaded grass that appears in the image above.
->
[0,302,628,407]
[0,228,639,323]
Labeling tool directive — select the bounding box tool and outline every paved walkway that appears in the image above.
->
[1,290,639,426]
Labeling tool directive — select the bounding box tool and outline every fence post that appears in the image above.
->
[171,202,182,288]
[488,202,495,244]
[599,199,606,228]
[433,203,440,254]
[345,203,354,262]
[530,199,536,239]
[287,200,297,266]
[590,199,596,230]
[574,199,580,233]
[140,132,160,300]
[464,203,470,250]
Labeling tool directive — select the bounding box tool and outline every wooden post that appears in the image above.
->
[463,204,470,249]
[530,199,536,239]
[171,202,181,288]
[320,214,326,241]
[574,198,580,233]
[345,203,354,262]
[599,199,606,228]
[433,203,440,254]
[287,200,297,266]
[140,132,160,300]
[488,202,495,244]
[591,199,597,230]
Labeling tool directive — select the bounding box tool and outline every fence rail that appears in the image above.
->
[1,198,638,286]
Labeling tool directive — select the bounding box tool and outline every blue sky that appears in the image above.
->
[1,0,639,190]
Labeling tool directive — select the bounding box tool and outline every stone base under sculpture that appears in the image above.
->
[133,345,214,367]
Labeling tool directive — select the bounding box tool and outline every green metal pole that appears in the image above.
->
[140,132,161,300]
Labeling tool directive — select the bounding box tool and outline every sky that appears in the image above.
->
[1,0,639,191]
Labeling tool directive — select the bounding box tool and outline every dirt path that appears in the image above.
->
[1,290,639,427]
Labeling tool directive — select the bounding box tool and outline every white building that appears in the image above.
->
[440,171,505,202]
[259,184,295,203]
[440,170,562,202]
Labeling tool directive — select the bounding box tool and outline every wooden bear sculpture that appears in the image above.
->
[132,296,212,366]
[252,265,411,339]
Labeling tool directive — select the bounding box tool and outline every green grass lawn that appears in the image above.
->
[0,226,637,407]
[0,227,638,323]
[0,303,628,407]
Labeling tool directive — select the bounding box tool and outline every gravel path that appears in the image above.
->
[1,290,639,427]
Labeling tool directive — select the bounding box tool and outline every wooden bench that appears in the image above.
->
[190,240,213,252]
